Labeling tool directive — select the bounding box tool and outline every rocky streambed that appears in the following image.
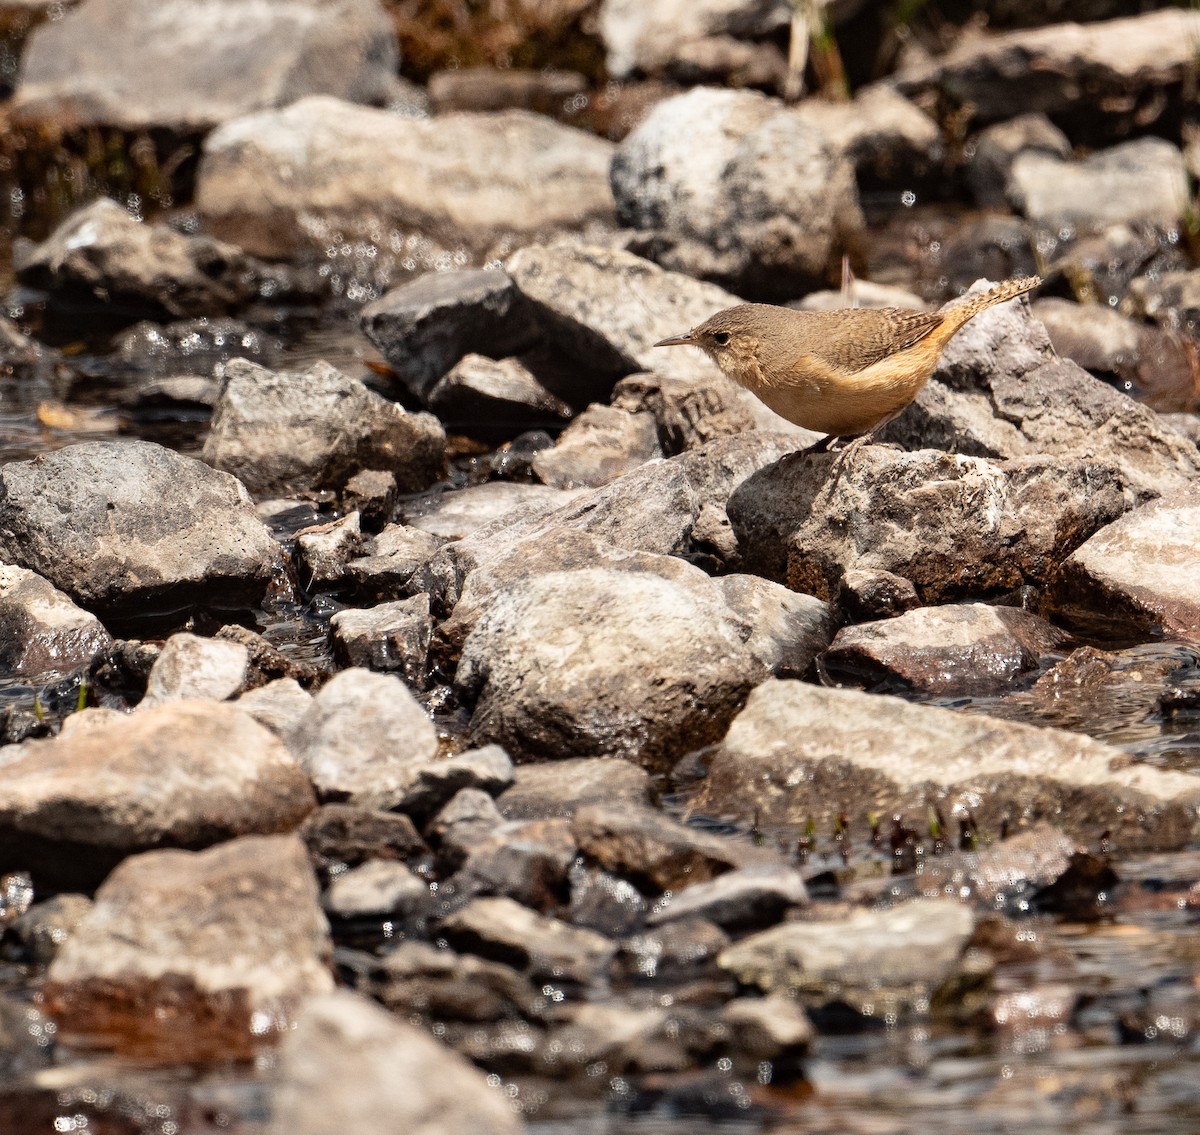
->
[0,1,1199,1133]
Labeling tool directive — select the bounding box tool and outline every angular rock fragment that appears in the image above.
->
[43,835,332,1061]
[329,595,433,685]
[203,359,445,496]
[295,513,365,587]
[14,199,266,320]
[0,701,315,889]
[531,404,661,488]
[141,631,252,705]
[300,804,429,871]
[404,481,581,542]
[383,745,514,825]
[720,993,813,1074]
[0,565,113,679]
[324,860,429,919]
[648,864,809,930]
[822,603,1071,697]
[427,789,505,869]
[197,97,615,263]
[967,114,1070,208]
[340,469,396,533]
[453,818,577,910]
[1051,489,1200,640]
[696,680,1200,851]
[616,918,731,985]
[429,354,573,435]
[718,898,978,1018]
[0,439,282,620]
[1126,269,1200,337]
[611,87,863,298]
[13,0,398,132]
[360,268,539,402]
[295,669,438,808]
[498,757,651,820]
[346,523,443,600]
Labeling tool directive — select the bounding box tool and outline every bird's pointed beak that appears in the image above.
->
[654,332,695,348]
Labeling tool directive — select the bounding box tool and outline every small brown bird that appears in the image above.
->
[654,275,1041,454]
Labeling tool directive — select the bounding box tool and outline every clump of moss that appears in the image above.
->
[383,0,606,83]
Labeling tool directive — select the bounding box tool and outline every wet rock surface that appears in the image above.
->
[0,565,113,679]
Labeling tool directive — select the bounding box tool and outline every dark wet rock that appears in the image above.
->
[931,215,1042,297]
[428,66,588,116]
[720,993,814,1073]
[611,87,863,298]
[569,866,649,936]
[838,568,921,623]
[428,355,573,435]
[427,789,505,869]
[268,989,523,1135]
[43,834,332,1061]
[717,574,836,679]
[1047,223,1186,311]
[505,240,742,391]
[430,432,806,636]
[364,940,540,1023]
[116,317,281,380]
[532,404,662,488]
[295,513,364,588]
[792,85,943,184]
[0,700,315,890]
[12,0,397,132]
[4,893,91,965]
[141,631,252,705]
[718,898,979,1018]
[1126,269,1200,337]
[1007,138,1188,230]
[295,669,438,808]
[897,9,1200,134]
[729,447,1125,604]
[498,757,652,820]
[696,679,1200,851]
[879,286,1200,502]
[455,561,768,766]
[454,818,577,910]
[0,565,113,679]
[300,804,428,871]
[0,439,282,620]
[202,359,446,497]
[324,860,428,919]
[216,624,322,689]
[404,482,581,542]
[13,199,265,320]
[346,524,444,600]
[439,895,616,986]
[330,594,433,685]
[616,917,731,985]
[385,745,513,826]
[197,96,616,264]
[967,114,1070,209]
[1051,489,1200,640]
[648,864,809,930]
[128,374,221,417]
[360,269,539,402]
[1033,297,1198,411]
[599,0,789,82]
[340,469,396,533]
[822,603,1071,697]
[572,803,765,894]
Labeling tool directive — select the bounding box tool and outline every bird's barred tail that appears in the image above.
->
[945,274,1041,329]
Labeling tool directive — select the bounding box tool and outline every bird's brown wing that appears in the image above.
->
[794,308,945,375]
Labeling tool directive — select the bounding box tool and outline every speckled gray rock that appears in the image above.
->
[141,631,252,705]
[1007,138,1188,230]
[360,269,539,401]
[0,565,113,678]
[295,669,438,808]
[455,561,769,766]
[403,481,582,542]
[14,198,267,319]
[202,359,445,496]
[295,513,365,586]
[0,701,315,889]
[346,524,443,600]
[196,96,616,263]
[696,679,1200,850]
[498,757,652,820]
[532,404,662,489]
[729,447,1125,604]
[611,87,863,298]
[1052,489,1200,640]
[43,835,333,1061]
[821,603,1071,697]
[0,440,282,620]
[718,898,978,1017]
[268,990,524,1135]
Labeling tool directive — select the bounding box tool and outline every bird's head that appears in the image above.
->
[654,306,764,374]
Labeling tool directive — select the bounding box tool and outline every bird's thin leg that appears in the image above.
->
[828,410,906,483]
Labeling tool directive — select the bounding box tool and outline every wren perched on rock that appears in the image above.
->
[655,276,1041,454]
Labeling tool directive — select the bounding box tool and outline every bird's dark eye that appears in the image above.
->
[712,331,730,346]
